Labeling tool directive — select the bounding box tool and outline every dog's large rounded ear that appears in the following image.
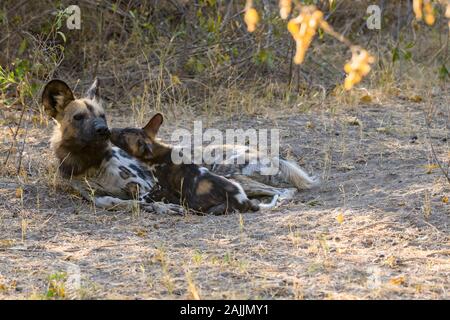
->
[42,80,75,119]
[143,113,163,139]
[86,77,100,100]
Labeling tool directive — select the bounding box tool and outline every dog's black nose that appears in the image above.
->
[96,126,110,136]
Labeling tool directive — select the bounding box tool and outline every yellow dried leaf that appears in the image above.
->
[343,47,375,90]
[424,163,439,174]
[294,40,308,64]
[409,95,423,102]
[336,212,344,224]
[384,256,399,268]
[360,95,373,103]
[279,0,292,20]
[359,64,372,76]
[344,63,352,74]
[287,20,300,37]
[413,0,423,20]
[134,228,148,238]
[171,75,181,86]
[311,10,324,22]
[344,77,354,90]
[442,196,449,204]
[244,8,259,32]
[389,276,406,286]
[423,1,435,25]
[0,239,14,248]
[424,14,435,25]
[186,273,201,300]
[15,188,23,198]
[290,8,323,65]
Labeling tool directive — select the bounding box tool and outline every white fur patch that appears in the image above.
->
[278,158,319,190]
[258,194,279,209]
[230,179,248,204]
[68,146,156,209]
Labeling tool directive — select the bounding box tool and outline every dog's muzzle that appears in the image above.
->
[93,119,110,138]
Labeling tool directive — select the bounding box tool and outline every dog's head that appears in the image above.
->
[110,113,164,162]
[42,79,110,149]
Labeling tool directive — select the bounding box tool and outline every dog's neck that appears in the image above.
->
[52,134,111,177]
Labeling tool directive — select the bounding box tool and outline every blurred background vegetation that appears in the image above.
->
[0,0,448,120]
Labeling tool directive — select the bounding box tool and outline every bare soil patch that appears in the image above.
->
[0,97,449,299]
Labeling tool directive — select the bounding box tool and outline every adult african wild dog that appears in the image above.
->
[42,78,183,214]
[110,113,279,214]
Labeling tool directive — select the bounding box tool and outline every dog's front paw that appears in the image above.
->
[148,202,186,215]
[278,188,297,202]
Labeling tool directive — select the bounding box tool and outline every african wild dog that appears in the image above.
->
[110,114,280,214]
[42,79,183,214]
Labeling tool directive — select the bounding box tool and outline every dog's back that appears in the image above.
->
[200,144,319,194]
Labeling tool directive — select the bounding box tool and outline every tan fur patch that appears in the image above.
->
[127,134,142,157]
[196,180,213,195]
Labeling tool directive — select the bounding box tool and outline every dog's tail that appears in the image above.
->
[277,157,319,190]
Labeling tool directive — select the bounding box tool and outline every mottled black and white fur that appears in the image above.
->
[109,114,279,214]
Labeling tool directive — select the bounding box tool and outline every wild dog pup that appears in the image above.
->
[110,114,276,214]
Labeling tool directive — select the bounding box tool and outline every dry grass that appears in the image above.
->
[0,90,449,299]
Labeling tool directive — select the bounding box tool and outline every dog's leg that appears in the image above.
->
[231,175,279,197]
[95,196,185,215]
[257,194,279,209]
[70,180,185,215]
[231,175,297,201]
[93,196,135,209]
[144,201,186,215]
[69,180,134,210]
[206,203,230,215]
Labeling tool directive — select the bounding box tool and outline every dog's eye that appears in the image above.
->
[138,140,149,154]
[73,114,85,121]
[138,140,145,152]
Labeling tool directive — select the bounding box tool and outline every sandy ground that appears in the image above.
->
[0,97,449,299]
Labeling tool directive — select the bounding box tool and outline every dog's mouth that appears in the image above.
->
[95,132,111,141]
[80,132,111,145]
[90,129,111,142]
